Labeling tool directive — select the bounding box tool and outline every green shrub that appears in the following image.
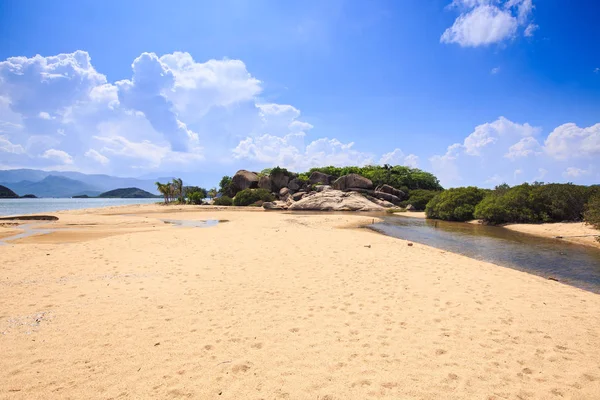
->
[474,183,596,225]
[270,166,291,177]
[425,187,488,221]
[187,191,205,205]
[232,188,275,206]
[584,193,600,232]
[406,189,441,211]
[213,196,233,206]
[219,176,234,197]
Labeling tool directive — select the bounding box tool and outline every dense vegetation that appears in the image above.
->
[232,188,275,206]
[401,189,441,210]
[0,184,19,198]
[303,165,443,192]
[98,187,157,198]
[473,183,600,224]
[213,196,233,206]
[425,187,489,221]
[584,194,600,234]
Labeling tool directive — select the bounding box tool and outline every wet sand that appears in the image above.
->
[1,204,599,399]
[504,222,600,249]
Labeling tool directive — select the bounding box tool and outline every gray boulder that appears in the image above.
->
[279,187,291,201]
[270,171,290,191]
[292,192,305,201]
[375,184,405,200]
[288,190,385,211]
[315,185,332,192]
[232,170,259,194]
[309,171,333,185]
[332,174,373,191]
[366,196,395,208]
[373,191,402,205]
[258,175,273,191]
[405,204,416,211]
[287,178,302,192]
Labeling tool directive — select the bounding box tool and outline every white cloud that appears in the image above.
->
[544,123,600,160]
[563,167,590,178]
[595,68,600,74]
[41,149,73,165]
[0,135,25,154]
[379,148,420,168]
[441,1,537,47]
[38,112,52,120]
[504,136,542,159]
[524,23,538,37]
[85,149,109,165]
[534,168,547,181]
[491,67,500,74]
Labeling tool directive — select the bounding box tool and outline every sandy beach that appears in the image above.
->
[1,204,600,399]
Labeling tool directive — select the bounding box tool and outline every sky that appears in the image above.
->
[0,0,599,188]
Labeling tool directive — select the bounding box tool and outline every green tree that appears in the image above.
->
[208,187,218,199]
[232,188,275,206]
[426,187,488,221]
[219,176,234,197]
[155,182,170,204]
[172,178,184,204]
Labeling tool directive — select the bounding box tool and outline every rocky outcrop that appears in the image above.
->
[366,196,395,208]
[405,204,416,211]
[309,171,332,185]
[270,171,290,191]
[315,185,332,192]
[375,184,405,200]
[263,201,286,210]
[232,170,259,194]
[287,178,302,192]
[373,191,402,205]
[292,192,305,201]
[332,174,373,191]
[279,187,291,201]
[288,190,384,211]
[258,175,273,191]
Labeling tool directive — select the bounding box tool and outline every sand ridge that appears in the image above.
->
[1,205,599,399]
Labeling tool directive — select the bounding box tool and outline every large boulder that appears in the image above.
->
[373,191,402,205]
[279,187,291,201]
[366,195,395,208]
[332,174,373,191]
[270,171,290,191]
[292,192,305,201]
[309,171,333,185]
[258,175,273,191]
[315,185,332,192]
[288,190,385,211]
[375,184,405,200]
[232,170,259,194]
[287,178,302,192]
[406,204,416,211]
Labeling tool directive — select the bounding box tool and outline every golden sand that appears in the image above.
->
[1,205,599,399]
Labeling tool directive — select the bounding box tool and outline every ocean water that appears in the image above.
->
[0,198,159,217]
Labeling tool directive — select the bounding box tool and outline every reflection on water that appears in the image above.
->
[161,219,221,228]
[371,216,600,294]
[0,223,52,245]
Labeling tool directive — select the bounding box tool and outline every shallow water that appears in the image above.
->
[0,198,158,217]
[371,216,600,294]
[161,219,221,228]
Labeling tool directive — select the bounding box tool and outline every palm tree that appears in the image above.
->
[172,178,184,204]
[155,182,169,204]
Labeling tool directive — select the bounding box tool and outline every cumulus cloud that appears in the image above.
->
[379,148,420,168]
[441,0,537,47]
[544,123,600,160]
[85,149,109,165]
[429,117,600,187]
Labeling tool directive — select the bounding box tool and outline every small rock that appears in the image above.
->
[407,243,413,247]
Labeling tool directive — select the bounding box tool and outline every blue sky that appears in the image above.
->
[0,0,598,188]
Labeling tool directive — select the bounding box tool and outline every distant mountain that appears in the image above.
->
[0,185,19,198]
[0,169,160,194]
[1,175,101,198]
[98,187,159,198]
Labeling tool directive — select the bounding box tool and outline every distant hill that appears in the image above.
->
[98,187,159,198]
[0,169,160,195]
[0,185,19,198]
[1,175,101,198]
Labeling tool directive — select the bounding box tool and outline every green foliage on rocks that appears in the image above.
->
[232,188,275,206]
[213,196,233,206]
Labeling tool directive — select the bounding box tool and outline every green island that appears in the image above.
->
[151,165,600,237]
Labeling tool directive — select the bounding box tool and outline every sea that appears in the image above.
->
[0,198,159,217]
